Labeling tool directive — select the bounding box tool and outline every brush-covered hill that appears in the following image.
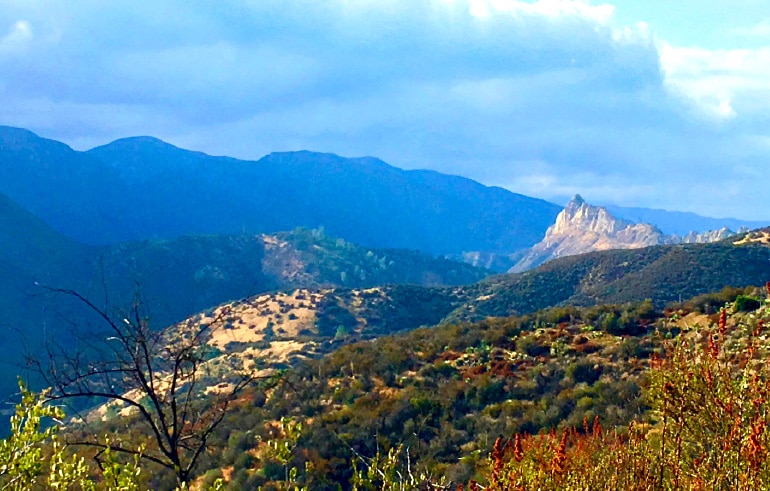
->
[452,233,770,322]
[79,228,768,369]
[70,286,770,489]
[0,126,561,254]
[129,229,770,382]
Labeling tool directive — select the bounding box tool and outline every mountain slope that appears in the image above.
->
[87,138,562,254]
[137,231,770,394]
[0,127,137,244]
[0,189,489,403]
[455,235,770,322]
[83,292,767,489]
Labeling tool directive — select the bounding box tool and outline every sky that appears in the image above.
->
[0,0,769,220]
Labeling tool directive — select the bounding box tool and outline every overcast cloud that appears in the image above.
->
[0,0,768,219]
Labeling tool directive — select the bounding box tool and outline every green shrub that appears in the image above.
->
[473,296,770,490]
[734,294,761,312]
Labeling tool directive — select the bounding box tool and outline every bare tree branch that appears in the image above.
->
[30,285,275,486]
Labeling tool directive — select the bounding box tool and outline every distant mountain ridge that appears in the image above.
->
[606,204,767,235]
[2,125,766,263]
[0,126,562,255]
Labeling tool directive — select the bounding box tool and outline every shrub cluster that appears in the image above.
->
[471,283,770,490]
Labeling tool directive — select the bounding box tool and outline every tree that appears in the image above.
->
[0,379,143,490]
[30,287,276,487]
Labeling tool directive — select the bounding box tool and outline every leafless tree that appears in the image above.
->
[30,286,276,486]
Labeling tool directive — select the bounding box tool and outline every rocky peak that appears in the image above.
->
[679,226,739,244]
[550,195,634,237]
[567,193,585,208]
[511,197,664,273]
[510,196,751,273]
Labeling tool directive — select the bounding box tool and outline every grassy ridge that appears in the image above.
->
[451,239,770,322]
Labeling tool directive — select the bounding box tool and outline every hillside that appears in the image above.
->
[0,191,488,405]
[0,126,136,243]
[203,287,769,489]
[68,287,770,489]
[117,230,770,385]
[455,234,770,322]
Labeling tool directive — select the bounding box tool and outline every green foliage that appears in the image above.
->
[0,380,143,491]
[264,417,307,490]
[565,361,602,384]
[0,381,66,490]
[53,287,770,490]
[474,289,770,490]
[186,299,661,488]
[350,444,438,491]
[0,380,227,491]
[682,286,748,314]
[734,294,761,312]
[275,228,490,289]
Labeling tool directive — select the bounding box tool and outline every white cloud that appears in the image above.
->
[465,0,615,23]
[0,20,32,55]
[659,43,770,120]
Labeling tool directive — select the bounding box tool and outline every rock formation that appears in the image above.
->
[510,195,741,273]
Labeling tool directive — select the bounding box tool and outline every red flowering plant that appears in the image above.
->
[471,284,770,491]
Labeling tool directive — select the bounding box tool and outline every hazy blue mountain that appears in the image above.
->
[0,126,138,243]
[605,204,768,235]
[87,136,562,254]
[0,126,563,254]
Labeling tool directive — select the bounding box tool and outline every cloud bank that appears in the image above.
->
[0,0,768,220]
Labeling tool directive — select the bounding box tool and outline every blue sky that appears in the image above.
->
[1,0,769,220]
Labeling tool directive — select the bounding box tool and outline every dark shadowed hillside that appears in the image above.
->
[0,127,136,243]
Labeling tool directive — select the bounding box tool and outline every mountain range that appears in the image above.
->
[1,124,769,407]
[0,126,560,255]
[607,203,769,236]
[1,126,766,260]
[1,125,770,488]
